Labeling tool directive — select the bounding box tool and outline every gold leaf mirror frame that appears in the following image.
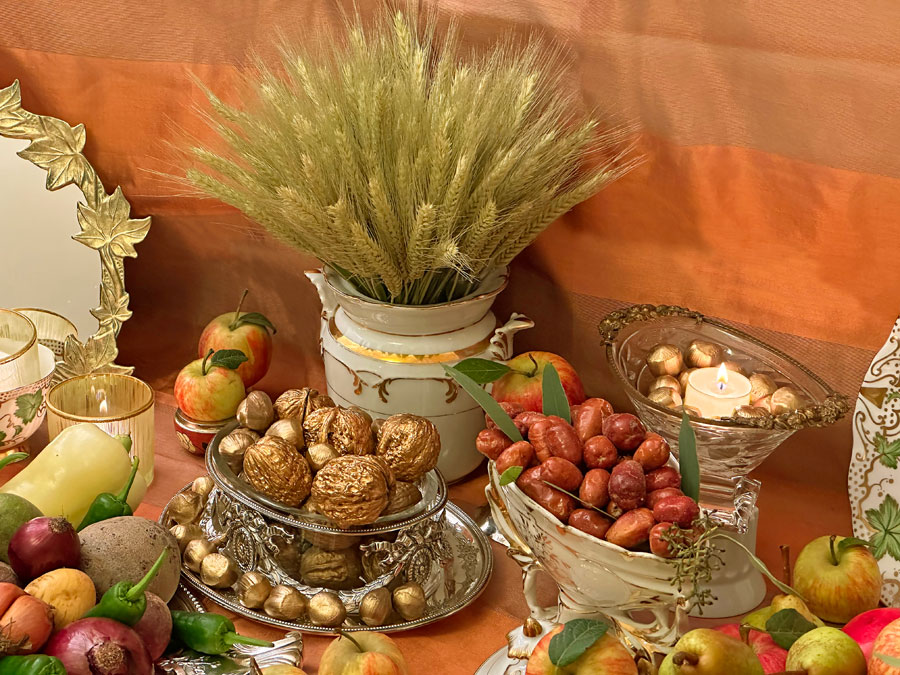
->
[0,80,149,380]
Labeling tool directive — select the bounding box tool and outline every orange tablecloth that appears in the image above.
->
[2,392,851,673]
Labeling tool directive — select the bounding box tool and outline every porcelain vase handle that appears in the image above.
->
[488,313,535,361]
[304,269,338,321]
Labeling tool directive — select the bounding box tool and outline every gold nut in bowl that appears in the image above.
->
[753,395,775,413]
[305,407,375,456]
[170,523,204,553]
[243,436,313,507]
[675,404,702,418]
[733,405,772,420]
[647,374,681,396]
[647,387,683,409]
[646,343,684,377]
[678,368,697,392]
[359,587,392,627]
[748,372,778,403]
[311,455,391,528]
[272,536,304,578]
[274,388,317,421]
[236,571,272,609]
[167,491,204,525]
[219,428,259,472]
[266,418,304,449]
[200,553,239,588]
[264,585,308,621]
[392,581,426,621]
[303,531,360,551]
[305,443,339,471]
[686,340,724,369]
[299,546,363,590]
[384,481,422,515]
[183,538,217,573]
[190,475,215,500]
[769,386,810,414]
[722,360,748,377]
[375,413,440,481]
[237,391,275,431]
[308,591,346,627]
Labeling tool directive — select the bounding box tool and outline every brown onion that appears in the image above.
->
[8,517,80,581]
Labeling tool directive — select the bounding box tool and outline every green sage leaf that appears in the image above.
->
[548,619,609,667]
[233,312,277,334]
[210,349,249,371]
[499,465,523,486]
[14,391,43,424]
[451,358,511,384]
[875,653,900,667]
[442,364,523,442]
[541,363,571,423]
[765,608,817,650]
[837,536,873,555]
[678,411,700,502]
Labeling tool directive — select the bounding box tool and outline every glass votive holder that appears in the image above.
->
[13,308,78,357]
[46,373,155,484]
[0,309,41,391]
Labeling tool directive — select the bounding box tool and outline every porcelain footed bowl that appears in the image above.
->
[0,344,55,451]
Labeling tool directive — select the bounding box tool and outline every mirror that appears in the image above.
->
[0,80,149,379]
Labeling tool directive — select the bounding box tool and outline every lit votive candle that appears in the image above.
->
[683,363,751,419]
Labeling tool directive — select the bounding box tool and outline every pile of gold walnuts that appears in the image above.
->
[219,388,441,528]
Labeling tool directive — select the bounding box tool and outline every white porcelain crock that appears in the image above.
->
[306,267,533,483]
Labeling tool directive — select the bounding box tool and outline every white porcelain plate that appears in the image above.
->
[848,314,900,607]
[474,646,526,675]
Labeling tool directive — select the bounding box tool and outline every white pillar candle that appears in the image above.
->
[684,363,752,419]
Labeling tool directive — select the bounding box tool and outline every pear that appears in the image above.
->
[785,626,866,675]
[659,628,764,675]
[770,594,825,627]
[742,604,776,631]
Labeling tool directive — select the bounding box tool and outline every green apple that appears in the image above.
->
[792,535,882,623]
[318,633,408,675]
[786,626,867,675]
[174,349,247,422]
[659,628,763,675]
[525,625,637,674]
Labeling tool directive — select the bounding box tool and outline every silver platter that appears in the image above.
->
[164,484,493,634]
[208,420,449,535]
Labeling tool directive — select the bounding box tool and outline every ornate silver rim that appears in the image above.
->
[163,484,493,634]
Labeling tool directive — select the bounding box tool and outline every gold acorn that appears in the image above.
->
[311,455,391,528]
[686,340,724,369]
[359,587,392,626]
[264,585,308,621]
[243,436,312,507]
[375,414,440,481]
[237,391,275,431]
[219,428,259,473]
[266,418,304,449]
[183,538,217,573]
[236,572,272,609]
[392,582,426,621]
[647,375,682,396]
[748,373,778,403]
[200,553,239,588]
[308,591,346,627]
[384,481,423,515]
[646,344,684,377]
[170,523,204,553]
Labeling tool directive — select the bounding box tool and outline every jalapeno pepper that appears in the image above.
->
[171,611,272,655]
[83,548,167,625]
[0,655,67,675]
[77,453,139,531]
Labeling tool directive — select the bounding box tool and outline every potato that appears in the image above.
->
[79,516,181,602]
[608,460,646,510]
[583,436,618,470]
[633,433,670,471]
[605,508,656,549]
[26,568,95,630]
[539,457,582,492]
[579,469,610,508]
[601,413,646,451]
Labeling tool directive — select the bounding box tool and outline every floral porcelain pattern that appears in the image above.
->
[849,314,900,607]
[0,345,55,451]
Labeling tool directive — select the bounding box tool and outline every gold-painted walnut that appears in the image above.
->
[303,407,374,456]
[243,436,312,507]
[375,414,440,481]
[274,388,335,422]
[311,455,391,527]
[384,481,423,515]
[299,546,363,590]
[219,428,259,473]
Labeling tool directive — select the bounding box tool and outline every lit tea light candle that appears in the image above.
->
[683,363,752,419]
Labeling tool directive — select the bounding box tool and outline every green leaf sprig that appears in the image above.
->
[499,466,523,486]
[442,364,523,442]
[201,348,249,375]
[541,363,571,423]
[678,411,700,501]
[765,608,816,649]
[548,619,609,667]
[837,536,874,556]
[228,289,276,334]
[450,358,511,384]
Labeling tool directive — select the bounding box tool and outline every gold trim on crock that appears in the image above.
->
[0,310,37,367]
[46,373,154,423]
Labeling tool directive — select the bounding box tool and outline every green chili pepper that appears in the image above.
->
[83,548,167,625]
[77,453,140,531]
[171,611,273,655]
[0,453,27,472]
[0,654,67,675]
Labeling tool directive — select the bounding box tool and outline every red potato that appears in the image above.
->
[486,402,525,430]
[529,419,582,464]
[495,441,536,476]
[645,466,681,492]
[476,428,513,460]
[583,436,618,470]
[608,460,646,510]
[633,433,670,471]
[601,413,646,451]
[605,508,656,549]
[652,495,700,528]
[572,398,615,443]
[579,469,611,509]
[650,522,677,558]
[516,467,575,523]
[540,457,583,492]
[568,510,612,540]
[647,487,684,509]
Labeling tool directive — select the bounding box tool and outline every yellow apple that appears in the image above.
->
[526,626,637,675]
[319,633,409,675]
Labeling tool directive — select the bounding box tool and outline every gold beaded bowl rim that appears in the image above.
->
[207,420,449,535]
[161,482,493,634]
[600,304,850,431]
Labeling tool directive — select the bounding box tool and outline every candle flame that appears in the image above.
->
[716,363,728,392]
[96,388,109,416]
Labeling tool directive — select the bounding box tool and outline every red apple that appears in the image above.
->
[526,625,637,675]
[714,623,787,673]
[492,352,586,413]
[318,632,408,675]
[870,618,900,675]
[843,608,900,662]
[174,349,247,422]
[198,290,275,387]
[792,535,883,623]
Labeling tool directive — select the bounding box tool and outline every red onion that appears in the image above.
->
[132,592,172,660]
[44,617,152,675]
[8,517,80,581]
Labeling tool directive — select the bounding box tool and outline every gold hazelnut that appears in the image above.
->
[219,428,259,473]
[359,587,392,626]
[264,585,308,621]
[678,368,697,392]
[191,476,215,500]
[375,414,440,481]
[753,395,775,412]
[748,373,778,404]
[237,391,275,431]
[308,591,346,627]
[647,388,683,409]
[384,481,423,515]
[306,443,339,471]
[167,491,204,525]
[200,553,239,588]
[686,340,724,369]
[266,418,304,449]
[392,581,426,621]
[236,571,272,609]
[769,386,810,414]
[646,344,684,377]
[170,523,204,553]
[183,538,217,573]
[647,375,681,396]
[675,405,702,418]
[722,360,748,377]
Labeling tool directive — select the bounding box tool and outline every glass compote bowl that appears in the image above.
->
[602,304,849,522]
